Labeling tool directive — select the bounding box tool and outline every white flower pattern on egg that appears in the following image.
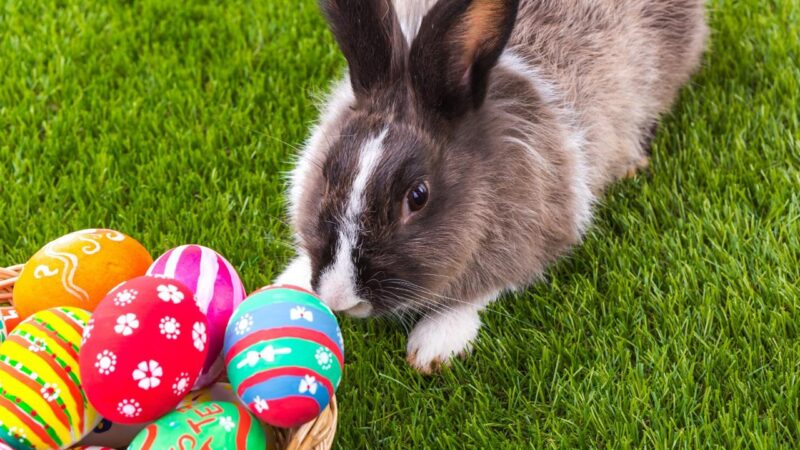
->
[40,383,60,402]
[253,395,269,413]
[118,398,142,418]
[157,284,184,304]
[114,313,140,336]
[315,347,334,370]
[192,322,207,352]
[114,288,138,306]
[8,426,26,442]
[159,316,181,340]
[172,372,191,396]
[132,360,163,390]
[95,350,117,375]
[28,337,46,353]
[235,314,254,335]
[219,416,235,432]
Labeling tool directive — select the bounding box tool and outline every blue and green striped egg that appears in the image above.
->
[223,285,343,428]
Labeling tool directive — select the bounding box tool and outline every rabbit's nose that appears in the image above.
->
[316,268,373,318]
[317,274,359,311]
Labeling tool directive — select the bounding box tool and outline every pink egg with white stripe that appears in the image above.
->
[147,245,247,388]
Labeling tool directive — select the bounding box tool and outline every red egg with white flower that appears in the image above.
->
[79,276,209,424]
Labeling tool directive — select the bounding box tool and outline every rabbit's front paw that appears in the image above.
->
[624,156,650,179]
[406,305,481,375]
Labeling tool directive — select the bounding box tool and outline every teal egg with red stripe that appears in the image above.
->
[127,401,268,449]
[223,285,344,428]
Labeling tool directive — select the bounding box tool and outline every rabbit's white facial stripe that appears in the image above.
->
[346,129,389,221]
[317,129,388,314]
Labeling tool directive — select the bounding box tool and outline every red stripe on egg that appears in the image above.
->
[28,320,79,362]
[4,335,85,432]
[236,366,335,402]
[139,424,159,449]
[234,402,253,447]
[49,308,85,340]
[0,394,60,449]
[4,334,84,430]
[2,337,73,431]
[18,321,87,425]
[224,327,344,367]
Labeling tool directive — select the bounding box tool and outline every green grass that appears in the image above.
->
[1,0,798,448]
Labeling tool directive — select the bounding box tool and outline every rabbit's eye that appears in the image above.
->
[406,182,429,213]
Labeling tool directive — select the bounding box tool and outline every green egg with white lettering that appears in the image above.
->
[128,401,268,449]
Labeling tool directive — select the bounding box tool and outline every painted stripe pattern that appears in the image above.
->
[147,245,247,388]
[0,307,99,450]
[223,285,344,428]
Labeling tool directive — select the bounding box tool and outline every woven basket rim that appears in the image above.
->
[0,263,337,450]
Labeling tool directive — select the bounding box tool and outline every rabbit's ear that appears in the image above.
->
[320,0,406,96]
[409,0,519,119]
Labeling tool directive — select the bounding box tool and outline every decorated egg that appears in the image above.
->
[70,446,114,450]
[224,285,344,428]
[77,382,240,448]
[147,245,247,388]
[0,305,22,344]
[13,229,152,319]
[128,401,268,450]
[79,276,209,424]
[0,307,100,449]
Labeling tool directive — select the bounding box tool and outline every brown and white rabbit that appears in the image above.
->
[278,0,708,373]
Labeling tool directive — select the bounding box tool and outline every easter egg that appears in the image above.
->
[147,245,247,388]
[13,229,153,319]
[0,307,100,450]
[77,383,240,448]
[70,446,114,450]
[79,276,209,424]
[223,285,344,428]
[128,401,268,450]
[0,306,22,344]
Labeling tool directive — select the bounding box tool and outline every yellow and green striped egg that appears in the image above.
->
[0,307,99,449]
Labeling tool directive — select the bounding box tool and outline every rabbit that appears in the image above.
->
[277,0,708,373]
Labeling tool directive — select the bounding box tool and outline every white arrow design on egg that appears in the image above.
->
[236,345,292,369]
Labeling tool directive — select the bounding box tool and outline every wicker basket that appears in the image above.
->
[0,264,337,450]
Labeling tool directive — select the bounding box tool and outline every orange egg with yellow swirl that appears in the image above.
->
[13,229,152,318]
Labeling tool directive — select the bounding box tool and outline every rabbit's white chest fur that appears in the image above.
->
[280,0,707,373]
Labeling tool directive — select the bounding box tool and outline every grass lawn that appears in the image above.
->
[1,0,799,448]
